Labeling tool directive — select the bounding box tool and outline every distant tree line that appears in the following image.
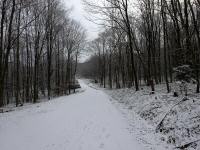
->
[83,0,200,93]
[0,0,86,107]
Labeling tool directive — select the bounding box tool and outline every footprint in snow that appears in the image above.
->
[99,143,104,149]
[105,134,110,138]
[102,128,106,132]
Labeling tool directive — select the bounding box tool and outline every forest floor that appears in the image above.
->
[0,80,153,150]
[86,81,200,150]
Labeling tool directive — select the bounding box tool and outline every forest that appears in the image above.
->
[81,0,200,95]
[1,0,200,149]
[0,0,86,107]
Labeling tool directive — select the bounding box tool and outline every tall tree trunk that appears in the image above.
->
[124,1,139,91]
[15,3,21,106]
[162,0,170,93]
[0,0,15,107]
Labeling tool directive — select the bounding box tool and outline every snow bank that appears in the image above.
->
[105,83,200,150]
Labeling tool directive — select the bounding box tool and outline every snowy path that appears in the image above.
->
[0,80,146,150]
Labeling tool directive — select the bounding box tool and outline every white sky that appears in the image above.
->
[62,0,100,41]
[61,0,139,62]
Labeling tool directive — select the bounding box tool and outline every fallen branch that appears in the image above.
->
[175,139,200,149]
[155,97,189,133]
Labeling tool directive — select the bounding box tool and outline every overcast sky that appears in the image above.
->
[62,0,99,41]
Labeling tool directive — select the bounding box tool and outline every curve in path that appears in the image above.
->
[0,80,146,150]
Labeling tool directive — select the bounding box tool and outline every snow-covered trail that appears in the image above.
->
[0,80,146,150]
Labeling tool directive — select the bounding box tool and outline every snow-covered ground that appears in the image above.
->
[102,83,200,150]
[85,80,174,150]
[0,80,148,150]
